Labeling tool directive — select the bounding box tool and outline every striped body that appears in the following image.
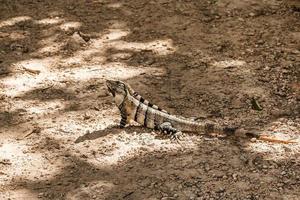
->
[124,95,225,134]
[120,80,168,113]
[131,91,168,114]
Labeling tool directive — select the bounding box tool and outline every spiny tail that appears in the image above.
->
[175,118,235,134]
[182,120,297,144]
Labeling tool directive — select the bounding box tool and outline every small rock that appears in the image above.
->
[161,197,174,200]
[38,193,44,198]
[232,173,238,180]
[251,98,263,111]
[249,12,256,17]
[77,31,91,42]
[257,40,264,45]
[250,138,257,142]
[216,187,225,193]
[262,165,268,169]
[80,154,88,158]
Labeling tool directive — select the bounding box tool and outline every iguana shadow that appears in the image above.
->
[74,124,235,144]
[74,125,153,143]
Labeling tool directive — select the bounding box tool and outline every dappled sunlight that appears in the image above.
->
[37,42,64,55]
[106,2,123,8]
[239,83,267,97]
[65,180,114,199]
[35,34,64,55]
[104,28,129,41]
[59,21,82,32]
[0,189,38,200]
[2,57,58,96]
[6,31,30,40]
[64,64,165,80]
[109,39,176,55]
[247,142,300,160]
[35,18,63,25]
[23,99,65,115]
[1,0,299,198]
[83,132,199,166]
[16,58,56,71]
[206,59,269,97]
[0,142,61,182]
[1,17,171,98]
[61,28,130,65]
[245,118,300,160]
[0,99,65,130]
[212,60,246,69]
[0,16,32,28]
[1,59,165,97]
[60,19,175,64]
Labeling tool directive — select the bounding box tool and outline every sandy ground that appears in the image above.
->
[0,0,300,199]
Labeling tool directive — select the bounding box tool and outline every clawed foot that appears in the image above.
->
[169,131,183,142]
[159,122,183,142]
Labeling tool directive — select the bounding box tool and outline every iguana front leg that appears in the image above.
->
[119,105,128,128]
[119,115,127,128]
[158,122,182,140]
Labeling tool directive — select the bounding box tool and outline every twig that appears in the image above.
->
[23,66,41,75]
[41,84,54,91]
[23,127,41,138]
[251,97,263,111]
[0,159,11,165]
[258,135,298,144]
[123,191,134,199]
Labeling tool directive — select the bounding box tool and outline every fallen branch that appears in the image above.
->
[23,127,41,138]
[23,66,41,75]
[0,159,11,165]
[258,135,298,144]
[123,191,134,199]
[41,84,54,92]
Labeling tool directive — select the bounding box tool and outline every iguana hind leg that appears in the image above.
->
[158,122,182,140]
[119,116,127,128]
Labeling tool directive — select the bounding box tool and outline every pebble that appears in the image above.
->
[216,187,225,193]
[249,12,256,17]
[161,197,174,200]
[38,193,44,198]
[232,174,238,180]
[263,165,268,169]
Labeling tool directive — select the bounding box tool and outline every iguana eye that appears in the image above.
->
[120,82,126,89]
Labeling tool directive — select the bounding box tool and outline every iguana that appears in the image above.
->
[106,79,297,143]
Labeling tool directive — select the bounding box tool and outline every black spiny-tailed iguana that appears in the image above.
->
[106,79,296,143]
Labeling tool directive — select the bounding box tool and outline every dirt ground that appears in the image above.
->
[0,0,300,199]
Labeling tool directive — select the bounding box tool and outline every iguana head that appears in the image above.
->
[106,79,132,106]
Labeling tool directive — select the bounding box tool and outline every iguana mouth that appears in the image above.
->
[106,80,115,97]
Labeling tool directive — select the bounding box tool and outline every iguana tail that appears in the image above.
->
[233,129,297,144]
